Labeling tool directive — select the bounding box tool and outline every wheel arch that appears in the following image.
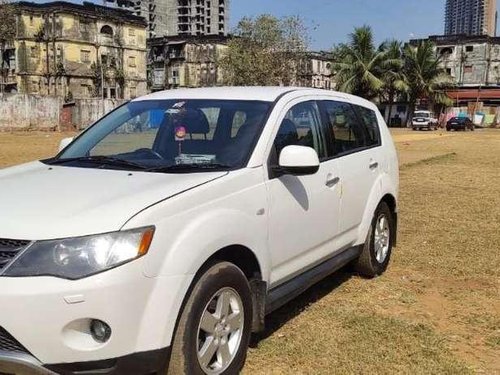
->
[172,244,267,341]
[380,193,398,247]
[357,173,398,248]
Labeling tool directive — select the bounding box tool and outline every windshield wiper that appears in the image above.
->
[146,163,232,173]
[45,156,147,170]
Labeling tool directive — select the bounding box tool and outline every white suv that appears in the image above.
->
[0,87,399,375]
[411,110,438,131]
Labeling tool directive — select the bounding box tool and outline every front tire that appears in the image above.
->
[168,262,253,375]
[354,202,394,278]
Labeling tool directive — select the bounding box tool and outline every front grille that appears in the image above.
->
[0,239,31,271]
[0,327,30,354]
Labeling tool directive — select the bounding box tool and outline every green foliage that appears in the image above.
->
[0,0,16,47]
[332,26,386,100]
[333,26,454,118]
[403,41,454,109]
[219,14,309,86]
[90,61,102,97]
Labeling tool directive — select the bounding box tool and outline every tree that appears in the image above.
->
[35,23,52,95]
[219,15,309,86]
[332,25,385,100]
[403,41,453,123]
[0,0,16,94]
[379,40,408,123]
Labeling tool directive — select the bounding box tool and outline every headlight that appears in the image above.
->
[4,227,154,280]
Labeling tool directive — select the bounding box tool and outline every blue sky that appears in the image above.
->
[230,0,446,50]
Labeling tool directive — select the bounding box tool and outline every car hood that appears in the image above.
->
[0,161,227,240]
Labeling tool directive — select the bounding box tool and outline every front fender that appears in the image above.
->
[148,208,270,281]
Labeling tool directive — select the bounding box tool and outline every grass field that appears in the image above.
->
[0,129,499,374]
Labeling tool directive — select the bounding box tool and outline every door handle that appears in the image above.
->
[369,161,379,170]
[326,175,340,187]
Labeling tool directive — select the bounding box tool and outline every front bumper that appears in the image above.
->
[412,122,433,129]
[0,347,171,375]
[447,124,466,130]
[0,351,51,375]
[0,259,192,374]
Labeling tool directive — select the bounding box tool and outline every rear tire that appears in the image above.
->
[354,202,394,278]
[168,262,253,375]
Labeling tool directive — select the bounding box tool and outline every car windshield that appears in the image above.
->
[451,117,466,122]
[414,112,430,118]
[48,99,272,172]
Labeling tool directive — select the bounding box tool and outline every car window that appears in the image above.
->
[58,100,271,171]
[91,109,160,156]
[274,101,326,159]
[355,105,381,147]
[321,100,366,156]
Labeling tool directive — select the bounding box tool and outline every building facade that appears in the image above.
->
[148,35,228,91]
[296,52,334,90]
[410,35,500,86]
[1,1,147,99]
[445,0,497,36]
[108,0,229,38]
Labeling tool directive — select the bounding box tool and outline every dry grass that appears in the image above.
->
[0,128,499,374]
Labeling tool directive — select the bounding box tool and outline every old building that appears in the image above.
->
[445,0,497,36]
[410,35,500,86]
[148,35,228,91]
[1,1,147,99]
[297,52,334,90]
[410,34,500,126]
[108,0,229,38]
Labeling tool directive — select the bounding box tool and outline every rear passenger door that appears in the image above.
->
[320,100,382,248]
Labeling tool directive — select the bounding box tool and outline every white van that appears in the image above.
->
[0,87,399,375]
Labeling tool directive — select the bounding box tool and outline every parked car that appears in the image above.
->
[446,116,475,131]
[411,110,439,131]
[0,87,399,375]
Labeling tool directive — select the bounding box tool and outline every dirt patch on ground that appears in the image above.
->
[0,131,76,168]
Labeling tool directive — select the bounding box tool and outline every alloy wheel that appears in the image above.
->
[197,287,244,374]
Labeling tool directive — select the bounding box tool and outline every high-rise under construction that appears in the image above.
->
[445,0,497,36]
[107,0,229,38]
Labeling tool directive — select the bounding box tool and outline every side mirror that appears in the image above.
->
[278,145,320,176]
[58,137,74,152]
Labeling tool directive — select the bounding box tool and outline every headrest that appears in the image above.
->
[180,109,210,134]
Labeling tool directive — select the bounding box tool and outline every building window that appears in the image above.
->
[466,45,474,52]
[29,16,34,26]
[129,87,137,98]
[464,65,473,73]
[128,56,136,67]
[100,25,114,37]
[101,54,108,67]
[128,28,135,37]
[30,46,37,58]
[81,50,91,63]
[446,68,452,75]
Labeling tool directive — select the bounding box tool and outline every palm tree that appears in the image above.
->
[332,26,386,100]
[379,40,408,124]
[403,41,453,124]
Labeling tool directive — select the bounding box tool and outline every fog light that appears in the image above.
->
[90,319,111,343]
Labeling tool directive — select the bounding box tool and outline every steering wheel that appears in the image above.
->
[135,148,164,160]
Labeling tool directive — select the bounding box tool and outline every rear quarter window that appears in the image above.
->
[355,106,381,147]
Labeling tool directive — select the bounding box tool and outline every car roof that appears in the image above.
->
[135,87,303,102]
[135,86,365,103]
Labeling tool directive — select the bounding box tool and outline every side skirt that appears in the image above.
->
[265,246,362,314]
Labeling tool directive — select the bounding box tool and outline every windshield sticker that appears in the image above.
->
[175,154,216,165]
